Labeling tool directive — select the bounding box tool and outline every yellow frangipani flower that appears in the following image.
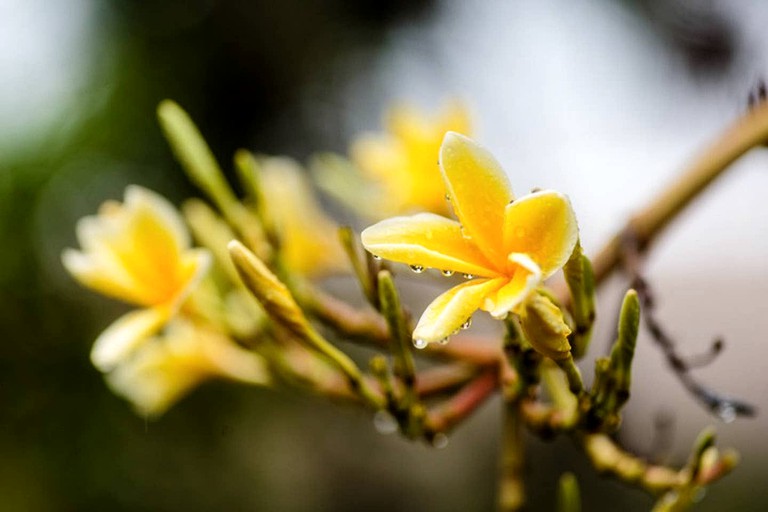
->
[62,186,211,371]
[361,132,579,347]
[259,157,347,276]
[106,319,270,417]
[352,101,471,216]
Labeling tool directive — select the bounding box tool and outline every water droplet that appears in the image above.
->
[459,224,471,239]
[461,317,472,330]
[692,488,707,503]
[432,433,449,449]
[438,337,450,345]
[445,193,451,201]
[373,410,398,435]
[413,338,428,350]
[462,273,474,280]
[372,254,381,261]
[409,264,425,273]
[716,402,736,423]
[441,269,454,277]
[530,187,542,193]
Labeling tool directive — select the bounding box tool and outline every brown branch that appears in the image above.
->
[582,432,738,496]
[306,284,503,365]
[586,102,768,289]
[415,363,478,397]
[425,370,499,433]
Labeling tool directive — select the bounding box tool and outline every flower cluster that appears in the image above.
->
[63,186,269,415]
[60,98,742,511]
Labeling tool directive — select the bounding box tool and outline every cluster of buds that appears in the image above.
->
[63,99,741,510]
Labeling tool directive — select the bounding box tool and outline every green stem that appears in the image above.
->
[499,402,525,511]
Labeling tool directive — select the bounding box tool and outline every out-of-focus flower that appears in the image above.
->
[352,101,471,216]
[362,132,578,347]
[314,101,471,218]
[62,186,211,371]
[259,157,346,277]
[107,319,270,417]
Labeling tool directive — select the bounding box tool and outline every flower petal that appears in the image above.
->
[260,157,347,276]
[439,132,514,266]
[106,320,270,417]
[483,254,542,319]
[91,306,171,372]
[413,278,507,344]
[68,186,202,306]
[113,187,194,302]
[502,190,578,277]
[361,213,499,277]
[62,248,146,304]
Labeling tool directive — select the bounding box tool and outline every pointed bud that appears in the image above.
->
[157,100,238,212]
[228,240,311,339]
[377,270,416,401]
[563,241,596,359]
[608,289,640,406]
[519,291,573,360]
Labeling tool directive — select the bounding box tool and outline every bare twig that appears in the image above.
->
[620,231,756,420]
[425,370,499,434]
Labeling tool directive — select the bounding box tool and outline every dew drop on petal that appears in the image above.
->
[715,402,736,423]
[461,317,472,330]
[445,193,451,201]
[373,410,398,435]
[441,269,454,277]
[462,273,474,280]
[413,338,428,350]
[438,337,450,345]
[372,254,382,260]
[432,433,449,449]
[409,264,425,273]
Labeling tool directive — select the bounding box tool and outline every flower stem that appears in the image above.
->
[499,401,525,511]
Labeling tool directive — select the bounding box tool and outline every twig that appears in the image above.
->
[425,370,498,434]
[620,231,756,420]
[499,402,525,511]
[568,101,768,296]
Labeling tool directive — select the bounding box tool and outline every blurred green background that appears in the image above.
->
[3,0,768,510]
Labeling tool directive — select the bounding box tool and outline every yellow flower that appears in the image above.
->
[62,186,211,371]
[351,101,471,216]
[106,319,270,417]
[361,132,578,347]
[259,157,346,276]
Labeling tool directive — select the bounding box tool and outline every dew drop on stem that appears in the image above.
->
[715,402,736,423]
[432,433,449,449]
[373,410,398,435]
